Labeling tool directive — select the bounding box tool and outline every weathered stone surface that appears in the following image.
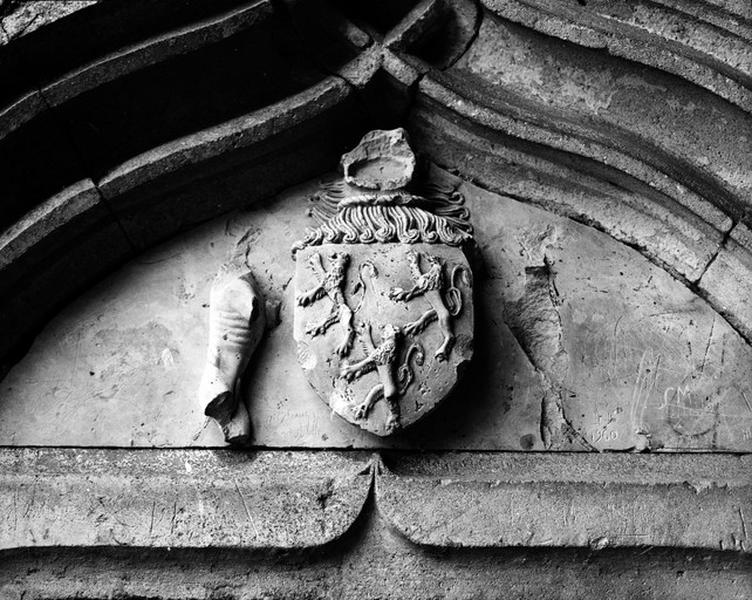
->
[698,222,752,342]
[98,76,350,200]
[288,141,478,441]
[408,7,752,249]
[294,243,473,436]
[409,98,730,284]
[199,264,268,445]
[0,101,89,234]
[0,179,133,364]
[377,452,752,551]
[0,449,372,550]
[340,128,416,190]
[470,181,752,452]
[0,179,102,274]
[0,1,97,43]
[0,449,750,598]
[40,1,271,108]
[0,89,43,139]
[482,0,752,113]
[97,76,356,251]
[1,448,750,554]
[0,1,750,594]
[1,539,750,599]
[3,173,751,451]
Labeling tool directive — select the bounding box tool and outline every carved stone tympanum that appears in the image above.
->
[293,129,475,436]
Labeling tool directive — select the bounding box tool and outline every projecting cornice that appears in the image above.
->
[1,449,750,552]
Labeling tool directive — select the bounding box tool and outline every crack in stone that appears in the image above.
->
[443,0,484,70]
[33,87,139,256]
[693,223,733,285]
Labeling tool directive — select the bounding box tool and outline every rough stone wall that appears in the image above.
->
[1,0,751,597]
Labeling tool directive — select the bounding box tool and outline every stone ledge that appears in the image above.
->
[1,449,749,552]
[2,540,750,599]
[0,449,373,550]
[377,453,752,551]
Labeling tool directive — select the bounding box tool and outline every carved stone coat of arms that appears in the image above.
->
[292,129,475,436]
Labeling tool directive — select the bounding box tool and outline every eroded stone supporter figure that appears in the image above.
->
[198,265,267,444]
[292,128,476,436]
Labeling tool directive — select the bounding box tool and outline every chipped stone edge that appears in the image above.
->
[0,449,374,551]
[1,448,750,553]
[375,452,752,552]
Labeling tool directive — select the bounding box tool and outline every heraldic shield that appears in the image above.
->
[292,129,475,436]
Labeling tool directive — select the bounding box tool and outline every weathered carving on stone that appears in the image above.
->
[340,128,416,190]
[340,322,403,432]
[293,128,475,436]
[296,251,355,357]
[339,322,427,434]
[389,250,469,361]
[198,267,267,445]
